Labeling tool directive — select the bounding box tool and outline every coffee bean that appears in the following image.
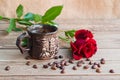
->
[59,55,63,59]
[96,68,101,73]
[60,69,65,74]
[109,69,114,73]
[97,63,101,68]
[56,63,61,68]
[5,66,10,71]
[26,61,30,66]
[64,62,69,66]
[60,60,65,66]
[59,66,65,70]
[100,58,105,61]
[72,66,77,70]
[51,66,57,70]
[83,65,89,69]
[68,59,74,64]
[100,60,105,64]
[93,62,97,65]
[91,65,98,69]
[32,65,37,69]
[78,60,85,64]
[53,61,59,64]
[48,62,52,66]
[88,61,93,65]
[54,56,58,59]
[86,58,90,61]
[43,65,48,69]
[77,63,82,67]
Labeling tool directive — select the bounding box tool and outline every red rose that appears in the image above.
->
[75,29,93,40]
[70,29,97,60]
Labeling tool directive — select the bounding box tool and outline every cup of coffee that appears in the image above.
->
[16,24,59,60]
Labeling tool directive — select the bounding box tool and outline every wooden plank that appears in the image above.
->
[1,31,120,49]
[0,19,120,31]
[0,49,120,61]
[0,49,119,76]
[0,59,119,76]
[0,75,120,80]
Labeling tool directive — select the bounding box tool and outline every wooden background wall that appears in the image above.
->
[0,0,120,20]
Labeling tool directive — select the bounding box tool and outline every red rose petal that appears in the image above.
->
[75,29,93,40]
[70,41,78,52]
[82,39,97,58]
[73,52,83,60]
[74,39,85,48]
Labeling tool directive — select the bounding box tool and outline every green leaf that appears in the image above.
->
[18,20,33,26]
[24,12,34,21]
[12,27,22,32]
[58,36,70,43]
[45,21,58,27]
[6,19,16,33]
[16,4,23,18]
[42,5,63,22]
[0,16,3,20]
[22,38,28,46]
[34,14,42,22]
[65,30,76,38]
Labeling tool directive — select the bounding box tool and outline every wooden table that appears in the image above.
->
[0,20,120,80]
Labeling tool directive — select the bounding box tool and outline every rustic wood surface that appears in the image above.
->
[1,0,120,19]
[0,20,120,80]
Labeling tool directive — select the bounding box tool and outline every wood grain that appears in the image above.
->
[1,31,120,49]
[0,49,120,61]
[0,49,119,76]
[0,76,120,80]
[0,0,120,19]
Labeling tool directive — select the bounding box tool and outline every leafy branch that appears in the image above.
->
[0,4,63,33]
[59,30,76,43]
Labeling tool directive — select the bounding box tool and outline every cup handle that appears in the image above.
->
[16,32,30,54]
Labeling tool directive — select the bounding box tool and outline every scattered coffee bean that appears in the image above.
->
[83,65,89,69]
[5,66,10,71]
[60,69,65,74]
[59,55,63,59]
[48,62,52,66]
[26,61,30,66]
[93,62,97,65]
[43,65,48,69]
[100,58,105,61]
[32,65,38,69]
[53,61,59,64]
[56,63,61,68]
[60,60,65,66]
[88,61,93,65]
[91,65,98,69]
[51,64,57,70]
[86,58,90,61]
[109,69,114,73]
[77,63,82,67]
[97,63,101,68]
[100,60,105,64]
[54,56,58,59]
[59,66,65,70]
[68,59,74,64]
[51,66,57,70]
[64,62,69,66]
[96,68,101,73]
[78,60,85,64]
[72,66,77,70]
